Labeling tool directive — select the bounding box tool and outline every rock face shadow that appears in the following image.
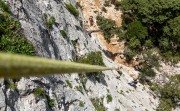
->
[87,72,108,86]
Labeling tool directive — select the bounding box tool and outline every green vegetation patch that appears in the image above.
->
[0,0,10,13]
[65,3,79,17]
[65,80,72,88]
[78,51,105,83]
[47,97,54,108]
[34,87,45,97]
[75,85,83,94]
[79,20,83,27]
[47,16,56,29]
[0,1,35,55]
[150,75,180,111]
[79,101,84,107]
[96,15,122,42]
[91,97,106,111]
[9,81,16,90]
[120,0,180,63]
[104,0,121,9]
[107,94,112,103]
[60,30,67,38]
[78,51,104,66]
[115,108,120,111]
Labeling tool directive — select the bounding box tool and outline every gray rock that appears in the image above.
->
[0,0,163,111]
[0,88,6,110]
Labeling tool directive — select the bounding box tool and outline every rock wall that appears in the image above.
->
[0,0,159,111]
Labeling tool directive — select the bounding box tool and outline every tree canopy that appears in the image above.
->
[121,0,180,63]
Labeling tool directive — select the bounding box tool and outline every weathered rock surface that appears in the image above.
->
[0,0,168,111]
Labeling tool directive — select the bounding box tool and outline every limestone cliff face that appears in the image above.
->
[0,0,158,111]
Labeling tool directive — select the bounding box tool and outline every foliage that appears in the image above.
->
[78,51,104,66]
[80,76,87,91]
[75,85,83,94]
[9,81,16,90]
[65,3,79,17]
[79,101,84,107]
[79,20,83,27]
[47,97,54,108]
[144,39,153,49]
[48,99,54,108]
[65,80,72,88]
[60,30,67,38]
[157,98,174,111]
[0,35,35,55]
[46,16,56,29]
[161,51,180,64]
[107,94,112,103]
[155,75,180,111]
[34,87,45,97]
[123,48,136,61]
[96,15,122,42]
[0,0,10,13]
[163,16,180,48]
[128,37,141,50]
[126,21,148,44]
[139,52,160,83]
[121,0,180,63]
[0,11,35,55]
[78,51,105,83]
[115,108,120,111]
[91,97,106,111]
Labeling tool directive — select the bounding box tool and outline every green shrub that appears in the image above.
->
[60,30,67,38]
[126,21,148,43]
[107,94,112,103]
[118,99,122,104]
[65,80,72,88]
[150,75,180,111]
[115,108,120,111]
[91,97,106,111]
[121,0,180,64]
[78,52,107,84]
[78,51,104,66]
[78,51,105,80]
[79,20,83,27]
[0,0,10,13]
[43,13,48,21]
[128,37,141,50]
[9,81,16,90]
[0,35,35,55]
[47,16,56,29]
[96,15,121,42]
[79,101,84,107]
[141,64,156,77]
[65,3,79,17]
[157,98,174,111]
[75,85,83,94]
[48,98,54,108]
[144,39,153,49]
[81,77,87,91]
[0,11,35,55]
[34,87,45,97]
[161,51,180,64]
[123,48,136,61]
